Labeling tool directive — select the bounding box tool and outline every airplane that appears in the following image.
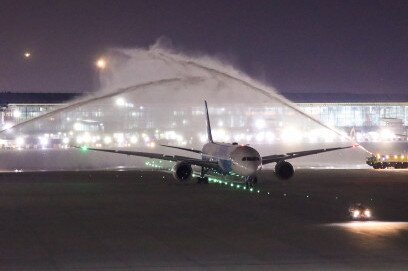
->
[75,101,354,188]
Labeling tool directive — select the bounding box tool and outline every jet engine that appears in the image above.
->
[172,162,193,181]
[275,161,294,180]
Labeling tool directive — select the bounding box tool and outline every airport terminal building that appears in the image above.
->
[0,92,407,149]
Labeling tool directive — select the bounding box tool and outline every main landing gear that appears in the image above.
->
[245,175,258,189]
[197,167,209,184]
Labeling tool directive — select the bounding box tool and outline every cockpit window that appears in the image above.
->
[242,157,260,161]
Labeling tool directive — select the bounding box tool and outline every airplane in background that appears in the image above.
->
[75,101,354,188]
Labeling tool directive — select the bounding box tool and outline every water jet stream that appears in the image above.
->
[152,51,370,153]
[0,47,369,155]
[0,77,183,135]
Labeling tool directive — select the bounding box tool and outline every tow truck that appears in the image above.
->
[366,153,408,169]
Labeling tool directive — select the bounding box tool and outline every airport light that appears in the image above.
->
[91,135,100,143]
[82,132,91,143]
[13,109,22,118]
[76,136,83,144]
[115,98,126,107]
[24,51,31,58]
[39,136,49,147]
[380,129,394,141]
[73,122,83,131]
[199,133,207,143]
[96,58,107,69]
[147,142,156,148]
[15,137,25,148]
[62,137,70,145]
[130,135,138,144]
[103,136,112,145]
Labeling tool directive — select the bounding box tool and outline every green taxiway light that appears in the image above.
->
[250,188,254,192]
[80,146,89,152]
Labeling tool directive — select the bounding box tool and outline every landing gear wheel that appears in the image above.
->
[197,167,209,184]
[245,175,256,189]
[197,177,209,184]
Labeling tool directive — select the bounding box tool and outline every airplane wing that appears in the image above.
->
[261,145,355,165]
[160,144,202,154]
[73,146,219,170]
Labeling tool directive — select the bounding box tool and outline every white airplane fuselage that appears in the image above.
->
[201,142,262,176]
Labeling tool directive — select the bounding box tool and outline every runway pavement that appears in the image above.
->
[0,168,407,270]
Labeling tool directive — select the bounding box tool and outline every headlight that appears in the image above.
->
[353,210,360,218]
[364,210,371,217]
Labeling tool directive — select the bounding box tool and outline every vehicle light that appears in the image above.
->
[353,210,360,218]
[364,210,371,217]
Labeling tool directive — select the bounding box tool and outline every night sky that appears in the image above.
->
[1,0,407,95]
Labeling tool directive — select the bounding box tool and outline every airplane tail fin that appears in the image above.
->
[204,100,214,143]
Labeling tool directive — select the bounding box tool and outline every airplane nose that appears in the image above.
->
[230,146,261,176]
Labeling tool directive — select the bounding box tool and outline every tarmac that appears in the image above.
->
[0,168,407,270]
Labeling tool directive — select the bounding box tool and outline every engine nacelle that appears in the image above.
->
[275,161,294,180]
[172,162,193,181]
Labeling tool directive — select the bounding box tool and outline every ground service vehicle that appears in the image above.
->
[349,203,371,220]
[366,154,408,169]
